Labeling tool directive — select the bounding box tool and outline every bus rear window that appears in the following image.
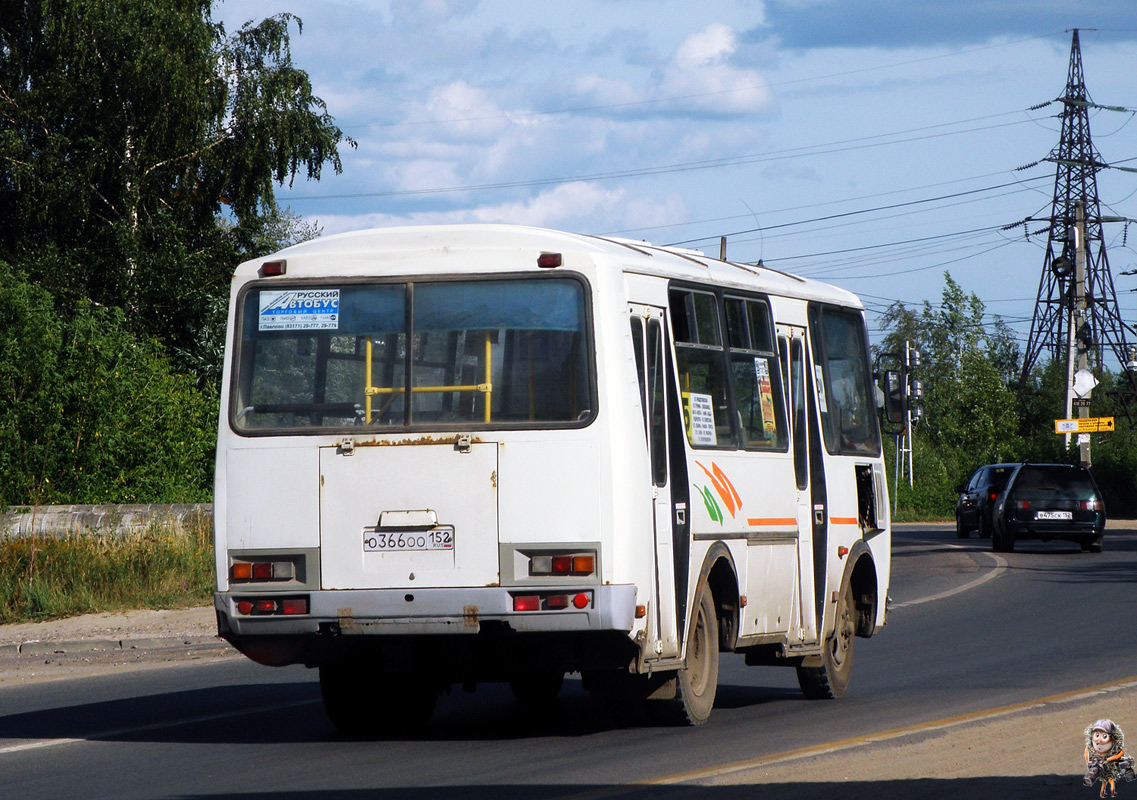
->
[231,277,593,432]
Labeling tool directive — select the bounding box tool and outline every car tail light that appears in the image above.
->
[1015,500,1031,510]
[989,492,999,501]
[1080,499,1101,511]
[514,595,541,612]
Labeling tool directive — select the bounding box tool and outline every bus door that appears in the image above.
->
[780,326,820,645]
[629,305,681,659]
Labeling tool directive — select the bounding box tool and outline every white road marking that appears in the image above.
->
[890,544,1007,608]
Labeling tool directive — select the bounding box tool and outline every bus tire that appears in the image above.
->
[671,582,719,725]
[319,658,437,736]
[509,671,565,705]
[797,579,855,699]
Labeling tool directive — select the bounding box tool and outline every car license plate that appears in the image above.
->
[363,526,454,552]
[1035,510,1072,521]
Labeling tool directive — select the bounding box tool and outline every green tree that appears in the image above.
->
[877,273,1023,517]
[0,2,350,383]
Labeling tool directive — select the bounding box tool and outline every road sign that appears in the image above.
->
[1054,416,1115,434]
[1073,397,1091,409]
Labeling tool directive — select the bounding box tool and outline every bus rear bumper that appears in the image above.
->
[214,585,639,669]
[215,584,637,638]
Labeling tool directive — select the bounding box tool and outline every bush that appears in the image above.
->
[0,261,217,507]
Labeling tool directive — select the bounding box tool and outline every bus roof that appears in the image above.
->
[238,224,864,310]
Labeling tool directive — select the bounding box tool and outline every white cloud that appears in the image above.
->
[307,182,688,237]
[658,24,773,114]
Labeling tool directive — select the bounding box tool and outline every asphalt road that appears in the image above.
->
[2,523,1135,799]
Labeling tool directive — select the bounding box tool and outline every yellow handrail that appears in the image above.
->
[363,331,495,423]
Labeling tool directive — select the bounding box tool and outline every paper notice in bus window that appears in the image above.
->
[683,391,718,446]
[755,358,777,435]
[259,289,340,331]
[814,364,828,413]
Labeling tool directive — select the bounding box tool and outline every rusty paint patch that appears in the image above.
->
[353,435,485,448]
[337,608,355,631]
[463,605,480,628]
[490,470,497,489]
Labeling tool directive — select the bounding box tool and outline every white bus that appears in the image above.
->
[213,224,890,731]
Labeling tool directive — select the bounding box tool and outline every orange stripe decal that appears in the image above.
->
[830,517,859,525]
[746,517,798,527]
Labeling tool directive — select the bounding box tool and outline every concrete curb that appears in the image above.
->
[0,635,223,657]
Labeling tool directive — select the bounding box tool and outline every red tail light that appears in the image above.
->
[514,595,540,612]
[1015,500,1031,510]
[1081,499,1101,511]
[528,550,597,577]
[231,560,296,582]
[281,598,308,615]
[235,595,309,616]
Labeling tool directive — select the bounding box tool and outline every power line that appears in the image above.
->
[283,113,1043,201]
[338,32,1064,131]
[665,176,1050,248]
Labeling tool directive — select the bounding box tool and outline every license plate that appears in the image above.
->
[363,526,454,552]
[1035,510,1072,521]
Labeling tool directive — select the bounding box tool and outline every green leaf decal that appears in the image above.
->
[697,485,723,524]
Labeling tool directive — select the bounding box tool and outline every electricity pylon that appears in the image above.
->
[1019,29,1132,385]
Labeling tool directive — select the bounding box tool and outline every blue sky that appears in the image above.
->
[213,1,1137,360]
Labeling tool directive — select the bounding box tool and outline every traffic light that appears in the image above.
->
[909,379,925,422]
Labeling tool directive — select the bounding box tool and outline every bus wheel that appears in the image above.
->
[320,659,437,736]
[672,583,719,725]
[509,671,565,705]
[797,579,855,699]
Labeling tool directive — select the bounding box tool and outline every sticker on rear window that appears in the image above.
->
[259,289,340,331]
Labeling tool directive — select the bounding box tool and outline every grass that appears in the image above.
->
[0,518,214,624]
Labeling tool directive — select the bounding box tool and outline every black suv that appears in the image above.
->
[955,463,1016,539]
[990,463,1106,553]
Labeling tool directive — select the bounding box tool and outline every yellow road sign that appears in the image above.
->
[1054,416,1115,434]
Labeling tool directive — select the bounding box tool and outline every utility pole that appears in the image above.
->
[1065,202,1094,465]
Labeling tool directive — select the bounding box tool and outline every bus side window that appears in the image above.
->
[723,297,787,451]
[669,288,732,448]
[790,338,808,491]
[807,305,881,456]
